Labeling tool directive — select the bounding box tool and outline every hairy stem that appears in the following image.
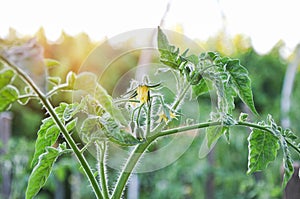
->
[114,99,140,105]
[171,83,190,110]
[146,99,152,137]
[96,141,110,199]
[155,121,221,138]
[18,94,38,100]
[46,83,70,98]
[111,119,300,198]
[111,137,154,199]
[0,56,103,199]
[111,121,219,198]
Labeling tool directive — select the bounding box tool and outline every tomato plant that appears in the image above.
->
[0,27,299,199]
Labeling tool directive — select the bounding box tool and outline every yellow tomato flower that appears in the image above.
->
[136,85,149,104]
[158,112,168,123]
[158,111,177,123]
[169,111,177,119]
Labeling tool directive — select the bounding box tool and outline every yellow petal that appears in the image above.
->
[158,112,168,123]
[170,111,177,119]
[137,85,149,104]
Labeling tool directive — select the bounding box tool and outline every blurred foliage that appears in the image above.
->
[1,28,300,198]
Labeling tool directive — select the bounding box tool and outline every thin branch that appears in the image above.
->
[18,94,38,100]
[46,84,71,98]
[114,99,140,105]
[171,83,190,110]
[110,139,153,199]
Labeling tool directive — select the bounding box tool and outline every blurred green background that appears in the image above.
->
[1,27,300,199]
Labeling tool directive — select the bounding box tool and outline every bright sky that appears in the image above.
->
[1,0,300,54]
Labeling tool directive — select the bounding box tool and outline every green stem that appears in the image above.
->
[0,56,103,199]
[111,119,300,198]
[155,121,221,138]
[146,99,152,136]
[111,121,220,199]
[46,84,70,98]
[171,83,190,110]
[199,64,216,74]
[111,138,154,199]
[158,120,300,154]
[136,103,144,126]
[114,99,140,105]
[96,141,110,199]
[18,94,38,100]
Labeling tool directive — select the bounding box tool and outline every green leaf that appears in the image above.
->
[44,58,61,68]
[74,72,127,125]
[247,128,280,174]
[107,129,142,146]
[80,116,104,143]
[74,72,97,93]
[207,51,220,61]
[66,118,78,132]
[63,103,79,121]
[282,143,294,187]
[267,115,294,187]
[31,118,55,167]
[0,69,15,89]
[26,145,65,199]
[283,129,298,141]
[192,78,209,97]
[224,59,258,115]
[199,129,224,159]
[0,85,19,111]
[45,125,60,143]
[185,54,199,65]
[223,80,237,113]
[55,102,69,117]
[239,112,248,122]
[206,126,228,148]
[48,76,61,86]
[206,70,236,113]
[79,95,104,116]
[157,27,181,69]
[100,113,142,146]
[157,26,176,53]
[281,137,294,187]
[189,71,203,85]
[95,84,127,125]
[31,103,70,167]
[66,71,77,88]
